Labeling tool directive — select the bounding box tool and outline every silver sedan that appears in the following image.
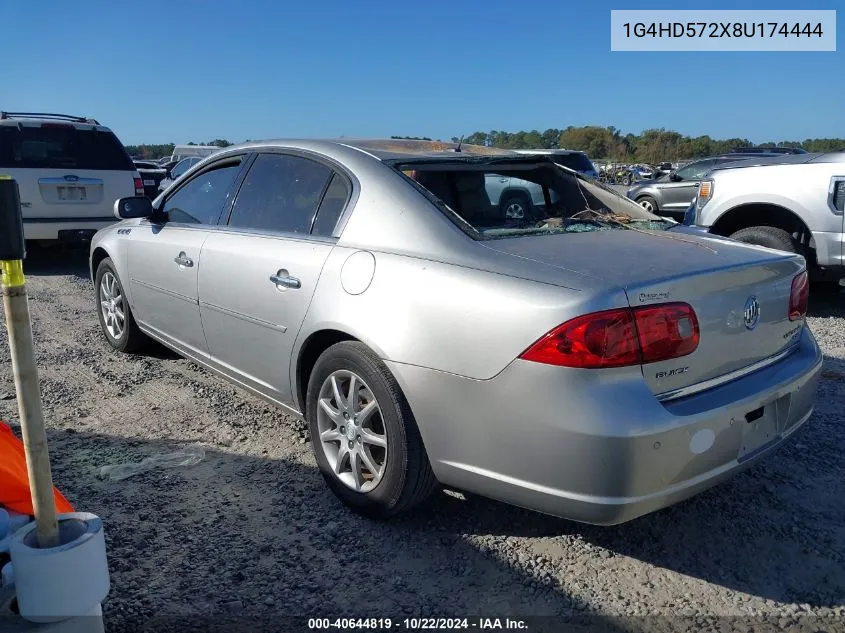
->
[90,139,822,524]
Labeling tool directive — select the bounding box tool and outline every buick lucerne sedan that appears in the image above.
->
[90,139,822,524]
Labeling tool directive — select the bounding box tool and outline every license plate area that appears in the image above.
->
[57,185,87,201]
[738,395,791,461]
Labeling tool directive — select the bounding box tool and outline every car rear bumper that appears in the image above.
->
[23,218,118,241]
[387,327,822,525]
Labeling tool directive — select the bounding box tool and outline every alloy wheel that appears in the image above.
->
[504,201,526,219]
[99,272,126,340]
[317,370,388,492]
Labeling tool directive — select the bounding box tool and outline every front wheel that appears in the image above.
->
[729,226,799,253]
[95,257,147,353]
[306,341,438,518]
[636,196,658,214]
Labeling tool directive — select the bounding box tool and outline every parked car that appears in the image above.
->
[626,152,785,219]
[483,173,560,220]
[133,160,167,199]
[655,162,673,177]
[0,111,142,242]
[90,139,821,525]
[168,144,222,162]
[514,149,599,178]
[683,151,845,286]
[731,146,808,155]
[157,156,204,192]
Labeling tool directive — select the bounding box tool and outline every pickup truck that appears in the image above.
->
[682,153,845,286]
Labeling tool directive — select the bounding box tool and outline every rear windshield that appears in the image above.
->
[393,159,669,240]
[551,153,595,173]
[0,125,134,171]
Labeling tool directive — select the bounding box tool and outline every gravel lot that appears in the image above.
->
[1,246,844,629]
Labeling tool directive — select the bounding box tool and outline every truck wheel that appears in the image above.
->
[729,226,799,254]
[500,194,531,220]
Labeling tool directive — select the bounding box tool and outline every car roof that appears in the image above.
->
[0,111,111,132]
[218,138,521,162]
[711,152,845,171]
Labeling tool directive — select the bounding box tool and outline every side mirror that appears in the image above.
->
[669,172,682,182]
[114,196,153,219]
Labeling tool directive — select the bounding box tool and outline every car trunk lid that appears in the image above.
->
[480,228,806,395]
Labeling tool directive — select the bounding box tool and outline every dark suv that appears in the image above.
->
[626,152,784,219]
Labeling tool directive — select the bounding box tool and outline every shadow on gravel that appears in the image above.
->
[20,243,90,280]
[808,287,845,319]
[36,426,627,631]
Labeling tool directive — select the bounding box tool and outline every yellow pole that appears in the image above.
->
[1,192,59,549]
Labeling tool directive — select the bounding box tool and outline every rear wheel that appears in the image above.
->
[306,341,438,518]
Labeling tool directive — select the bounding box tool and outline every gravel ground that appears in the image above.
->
[0,246,843,630]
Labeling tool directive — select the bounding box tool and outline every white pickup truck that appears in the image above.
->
[682,152,845,286]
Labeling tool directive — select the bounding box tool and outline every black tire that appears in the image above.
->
[306,341,438,519]
[94,257,147,353]
[636,195,659,214]
[499,193,532,220]
[729,226,799,253]
[623,174,632,186]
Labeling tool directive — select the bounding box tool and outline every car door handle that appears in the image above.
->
[174,253,194,267]
[269,272,301,289]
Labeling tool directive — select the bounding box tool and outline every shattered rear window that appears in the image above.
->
[391,158,671,240]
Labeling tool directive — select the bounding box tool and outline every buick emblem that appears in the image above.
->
[743,296,760,330]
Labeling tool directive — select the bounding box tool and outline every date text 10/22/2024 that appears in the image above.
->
[308,618,529,630]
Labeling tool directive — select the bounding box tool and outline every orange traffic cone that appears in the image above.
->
[0,421,73,516]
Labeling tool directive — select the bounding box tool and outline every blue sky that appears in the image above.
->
[1,0,841,145]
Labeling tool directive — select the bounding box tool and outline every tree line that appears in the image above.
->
[451,127,845,163]
[125,128,845,163]
[124,139,234,159]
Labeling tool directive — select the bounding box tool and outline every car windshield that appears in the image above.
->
[392,157,670,240]
[0,125,134,170]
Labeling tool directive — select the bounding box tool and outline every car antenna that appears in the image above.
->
[454,136,464,153]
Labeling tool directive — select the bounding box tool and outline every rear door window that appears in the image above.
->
[228,153,333,234]
[0,125,134,170]
[311,174,350,237]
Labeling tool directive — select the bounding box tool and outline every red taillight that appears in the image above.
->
[520,308,640,369]
[789,271,809,321]
[520,303,700,369]
[634,302,700,363]
[134,177,144,196]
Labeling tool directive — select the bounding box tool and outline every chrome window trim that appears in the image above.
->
[656,341,800,402]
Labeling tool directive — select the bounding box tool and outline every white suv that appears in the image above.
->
[0,111,142,242]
